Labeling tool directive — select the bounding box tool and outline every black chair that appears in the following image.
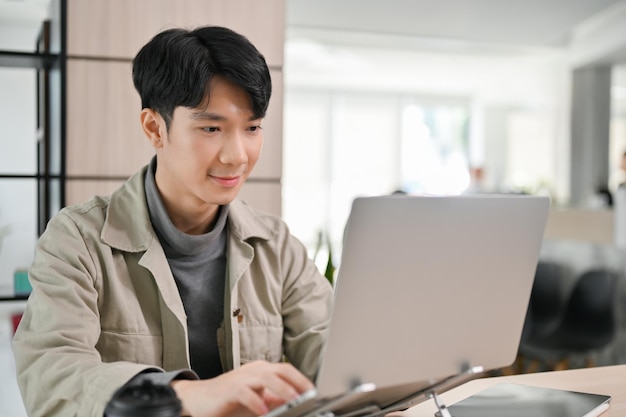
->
[520,261,567,341]
[506,261,567,374]
[518,268,618,372]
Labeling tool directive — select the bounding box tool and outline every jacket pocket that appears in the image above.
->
[239,325,284,363]
[97,331,163,366]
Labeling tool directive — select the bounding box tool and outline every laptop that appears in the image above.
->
[265,194,550,417]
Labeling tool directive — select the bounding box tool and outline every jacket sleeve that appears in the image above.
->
[279,230,334,381]
[12,211,157,417]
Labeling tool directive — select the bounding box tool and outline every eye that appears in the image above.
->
[203,126,219,133]
[247,125,262,132]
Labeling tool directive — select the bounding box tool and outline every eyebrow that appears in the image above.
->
[190,111,226,121]
[190,111,262,122]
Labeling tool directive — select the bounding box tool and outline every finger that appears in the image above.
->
[263,390,289,410]
[252,371,301,403]
[255,369,315,406]
[237,386,270,416]
[239,361,313,404]
[273,363,314,392]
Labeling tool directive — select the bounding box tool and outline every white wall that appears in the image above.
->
[283,33,573,257]
[285,35,572,202]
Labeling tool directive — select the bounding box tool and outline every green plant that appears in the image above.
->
[313,229,336,287]
[0,219,11,255]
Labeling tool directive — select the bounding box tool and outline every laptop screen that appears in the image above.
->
[315,194,550,397]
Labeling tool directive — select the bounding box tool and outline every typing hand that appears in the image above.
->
[171,360,314,417]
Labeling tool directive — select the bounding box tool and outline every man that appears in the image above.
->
[13,26,333,417]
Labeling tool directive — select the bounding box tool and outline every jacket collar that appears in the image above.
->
[101,166,154,252]
[227,198,275,243]
[101,165,274,251]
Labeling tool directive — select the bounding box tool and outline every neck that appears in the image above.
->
[162,198,220,235]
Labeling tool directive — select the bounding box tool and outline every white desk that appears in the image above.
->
[393,365,626,417]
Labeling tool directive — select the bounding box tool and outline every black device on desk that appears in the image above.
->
[438,383,611,417]
[104,380,181,417]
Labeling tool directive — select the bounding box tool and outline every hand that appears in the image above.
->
[171,360,314,417]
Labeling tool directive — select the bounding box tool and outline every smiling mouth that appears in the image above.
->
[211,175,242,188]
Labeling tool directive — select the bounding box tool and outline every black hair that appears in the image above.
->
[132,26,272,128]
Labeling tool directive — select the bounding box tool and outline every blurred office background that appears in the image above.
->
[3,0,626,284]
[2,0,626,415]
[281,0,626,377]
[283,0,626,262]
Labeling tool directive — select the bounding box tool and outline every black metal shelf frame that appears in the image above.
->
[0,295,29,302]
[0,50,59,70]
[0,6,66,302]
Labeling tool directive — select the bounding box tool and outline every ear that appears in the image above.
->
[140,108,166,149]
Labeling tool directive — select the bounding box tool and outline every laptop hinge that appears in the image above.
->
[428,390,452,417]
[321,365,485,417]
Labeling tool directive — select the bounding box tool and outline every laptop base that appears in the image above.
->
[305,365,485,417]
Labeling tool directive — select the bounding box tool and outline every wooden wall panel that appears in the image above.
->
[65,59,154,177]
[253,70,282,180]
[66,0,285,66]
[239,182,282,217]
[65,179,125,206]
[64,0,285,216]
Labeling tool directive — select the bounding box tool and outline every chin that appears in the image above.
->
[207,190,240,206]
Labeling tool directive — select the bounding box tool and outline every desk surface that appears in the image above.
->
[393,365,626,417]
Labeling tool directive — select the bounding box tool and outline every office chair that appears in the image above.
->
[521,261,567,340]
[517,268,618,373]
[505,261,567,374]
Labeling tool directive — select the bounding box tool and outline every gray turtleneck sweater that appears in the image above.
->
[144,158,229,379]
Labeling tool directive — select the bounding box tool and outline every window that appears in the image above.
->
[283,89,470,266]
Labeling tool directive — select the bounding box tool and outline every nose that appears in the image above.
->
[219,132,248,166]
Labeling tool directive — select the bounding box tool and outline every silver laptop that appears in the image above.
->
[266,194,550,417]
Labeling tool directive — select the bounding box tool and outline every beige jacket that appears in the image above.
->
[12,166,333,417]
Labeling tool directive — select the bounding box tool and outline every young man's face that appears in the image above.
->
[147,76,263,216]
